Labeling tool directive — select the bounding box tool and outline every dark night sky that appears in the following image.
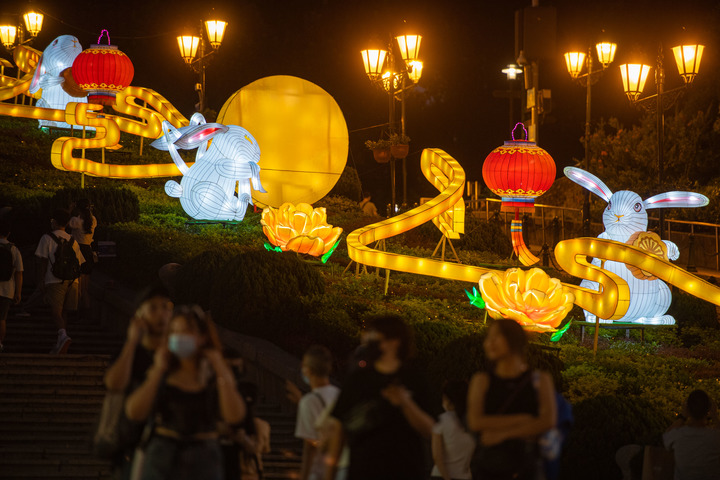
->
[3,0,719,207]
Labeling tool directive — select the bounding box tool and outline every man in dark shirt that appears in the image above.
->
[327,315,435,480]
[102,284,173,477]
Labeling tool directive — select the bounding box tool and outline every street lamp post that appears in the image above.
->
[500,64,523,131]
[0,9,44,105]
[619,42,704,239]
[563,42,617,237]
[361,34,423,213]
[177,19,227,113]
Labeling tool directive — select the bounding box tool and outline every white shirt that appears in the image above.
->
[68,214,97,245]
[295,384,343,479]
[34,230,85,285]
[0,238,23,299]
[663,425,720,480]
[431,410,476,480]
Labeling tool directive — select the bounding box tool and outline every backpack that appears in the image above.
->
[49,233,81,280]
[0,242,14,282]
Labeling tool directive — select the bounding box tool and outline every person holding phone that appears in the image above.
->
[104,284,174,394]
[325,314,435,480]
[103,284,174,479]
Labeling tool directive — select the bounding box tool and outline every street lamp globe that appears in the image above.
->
[395,34,422,64]
[177,35,200,64]
[619,63,651,101]
[205,20,227,49]
[408,60,423,83]
[502,64,523,80]
[564,51,585,78]
[23,11,43,37]
[672,44,704,84]
[596,42,617,67]
[0,26,17,49]
[361,49,387,80]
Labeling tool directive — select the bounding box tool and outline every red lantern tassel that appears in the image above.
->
[510,211,539,266]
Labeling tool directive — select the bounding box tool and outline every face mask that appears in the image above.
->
[168,333,197,359]
[302,374,311,385]
[352,339,382,368]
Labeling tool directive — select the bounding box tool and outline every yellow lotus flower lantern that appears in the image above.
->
[261,203,343,258]
[477,268,575,332]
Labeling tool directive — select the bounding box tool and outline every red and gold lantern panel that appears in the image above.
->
[482,140,556,212]
[72,44,134,105]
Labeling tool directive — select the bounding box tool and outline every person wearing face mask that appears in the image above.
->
[294,345,347,480]
[125,305,245,480]
[103,284,174,480]
[324,314,435,480]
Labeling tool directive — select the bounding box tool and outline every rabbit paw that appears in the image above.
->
[632,315,675,325]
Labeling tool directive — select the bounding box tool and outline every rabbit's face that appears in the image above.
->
[602,190,648,241]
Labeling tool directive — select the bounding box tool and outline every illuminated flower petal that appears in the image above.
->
[476,267,575,332]
[287,236,325,256]
[261,203,343,257]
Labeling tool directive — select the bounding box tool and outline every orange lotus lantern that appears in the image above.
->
[261,203,343,258]
[478,268,575,332]
[482,123,556,265]
[72,29,134,105]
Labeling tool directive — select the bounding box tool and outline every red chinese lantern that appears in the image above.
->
[72,29,134,105]
[482,123,556,265]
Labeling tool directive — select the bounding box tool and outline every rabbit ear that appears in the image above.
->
[28,55,45,94]
[174,123,229,149]
[644,192,709,209]
[563,167,613,202]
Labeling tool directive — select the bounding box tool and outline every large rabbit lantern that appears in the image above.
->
[564,167,708,325]
[152,113,266,221]
[28,35,90,129]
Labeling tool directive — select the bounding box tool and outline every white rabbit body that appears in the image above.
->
[28,35,90,130]
[564,167,708,325]
[151,113,266,221]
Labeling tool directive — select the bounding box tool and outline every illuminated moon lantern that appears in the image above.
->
[482,123,555,265]
[151,112,265,221]
[261,203,343,257]
[564,167,709,325]
[28,35,89,129]
[217,75,348,207]
[71,30,134,105]
[478,268,575,332]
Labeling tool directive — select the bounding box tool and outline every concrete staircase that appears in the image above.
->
[0,305,302,479]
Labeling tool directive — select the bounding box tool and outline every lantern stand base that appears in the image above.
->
[431,236,461,264]
[343,239,391,295]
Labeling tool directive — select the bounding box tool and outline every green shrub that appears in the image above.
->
[52,186,140,224]
[667,290,718,331]
[328,165,362,202]
[173,249,240,309]
[560,395,671,480]
[458,218,513,257]
[427,331,564,391]
[210,251,326,343]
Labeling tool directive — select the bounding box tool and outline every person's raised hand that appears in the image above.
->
[127,315,147,346]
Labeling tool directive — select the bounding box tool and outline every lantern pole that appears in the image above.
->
[388,41,397,215]
[583,47,592,237]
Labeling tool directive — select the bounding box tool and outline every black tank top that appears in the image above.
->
[156,383,220,436]
[483,369,539,416]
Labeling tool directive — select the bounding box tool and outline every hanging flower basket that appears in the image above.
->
[390,144,409,159]
[366,139,392,164]
[373,148,391,163]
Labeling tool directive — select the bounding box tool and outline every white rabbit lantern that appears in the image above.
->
[151,113,266,222]
[28,35,92,130]
[564,167,709,325]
